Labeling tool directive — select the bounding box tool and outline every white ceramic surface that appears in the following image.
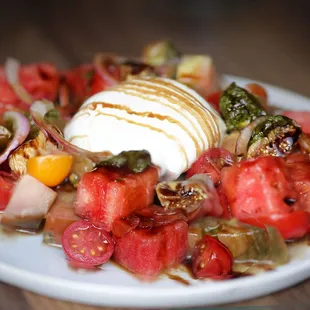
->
[0,75,310,309]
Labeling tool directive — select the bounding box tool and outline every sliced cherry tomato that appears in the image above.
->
[27,154,73,187]
[187,148,235,185]
[192,235,233,279]
[240,211,309,241]
[282,111,310,135]
[206,91,221,112]
[62,220,115,266]
[245,83,268,101]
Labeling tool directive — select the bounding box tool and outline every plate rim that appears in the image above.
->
[1,74,310,308]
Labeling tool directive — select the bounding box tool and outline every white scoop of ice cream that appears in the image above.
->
[64,77,226,180]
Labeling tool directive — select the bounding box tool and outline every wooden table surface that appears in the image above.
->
[1,0,310,309]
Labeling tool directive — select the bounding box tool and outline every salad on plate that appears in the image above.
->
[0,40,309,282]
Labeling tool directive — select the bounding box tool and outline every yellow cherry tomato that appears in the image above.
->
[27,154,73,187]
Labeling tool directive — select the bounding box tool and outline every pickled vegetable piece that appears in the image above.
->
[156,174,223,219]
[247,115,301,158]
[189,217,288,268]
[1,174,57,231]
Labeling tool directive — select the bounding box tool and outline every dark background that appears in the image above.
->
[1,1,310,309]
[1,0,310,96]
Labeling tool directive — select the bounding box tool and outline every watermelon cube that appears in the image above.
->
[75,166,158,231]
[113,220,188,276]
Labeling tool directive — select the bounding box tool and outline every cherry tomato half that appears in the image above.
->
[192,235,233,279]
[62,220,115,266]
[187,148,235,185]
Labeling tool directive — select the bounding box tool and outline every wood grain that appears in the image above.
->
[0,0,310,309]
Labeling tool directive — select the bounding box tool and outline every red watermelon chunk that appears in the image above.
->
[75,166,158,231]
[113,220,188,276]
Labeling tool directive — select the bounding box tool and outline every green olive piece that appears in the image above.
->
[219,83,267,132]
[99,150,151,173]
[247,115,301,158]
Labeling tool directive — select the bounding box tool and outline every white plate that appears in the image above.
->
[0,75,310,309]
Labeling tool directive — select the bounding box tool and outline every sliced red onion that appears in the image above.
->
[31,100,55,116]
[0,112,30,165]
[235,116,268,158]
[4,57,33,104]
[93,53,121,88]
[30,101,112,163]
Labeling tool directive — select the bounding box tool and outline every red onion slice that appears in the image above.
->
[235,116,268,158]
[30,101,112,163]
[4,57,33,105]
[0,112,30,164]
[93,54,121,88]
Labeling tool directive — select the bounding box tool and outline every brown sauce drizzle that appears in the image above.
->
[127,79,215,147]
[150,78,219,145]
[166,273,190,286]
[111,83,205,153]
[87,109,189,168]
[86,101,200,158]
[112,80,213,150]
[68,134,88,143]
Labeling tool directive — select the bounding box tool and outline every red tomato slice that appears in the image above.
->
[240,211,309,241]
[206,91,221,112]
[62,220,115,266]
[187,148,235,185]
[221,156,309,240]
[0,174,16,211]
[282,111,310,135]
[192,235,233,279]
[285,153,310,212]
